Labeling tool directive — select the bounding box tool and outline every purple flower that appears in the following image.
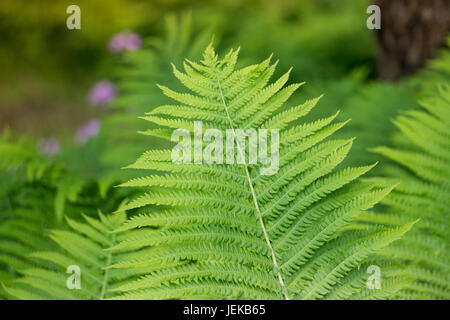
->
[38,138,60,156]
[75,119,100,145]
[108,30,142,53]
[89,80,116,106]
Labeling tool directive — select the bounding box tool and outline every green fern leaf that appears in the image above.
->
[363,84,450,299]
[1,211,147,300]
[110,45,413,300]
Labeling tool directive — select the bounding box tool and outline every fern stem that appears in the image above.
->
[99,233,115,299]
[216,77,290,300]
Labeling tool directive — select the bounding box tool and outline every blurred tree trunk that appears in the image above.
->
[375,0,450,80]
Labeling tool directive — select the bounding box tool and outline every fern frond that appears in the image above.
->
[2,212,145,300]
[0,135,129,299]
[364,84,450,300]
[110,45,413,300]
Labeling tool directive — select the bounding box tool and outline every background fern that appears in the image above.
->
[0,133,131,299]
[2,211,149,300]
[359,85,450,299]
